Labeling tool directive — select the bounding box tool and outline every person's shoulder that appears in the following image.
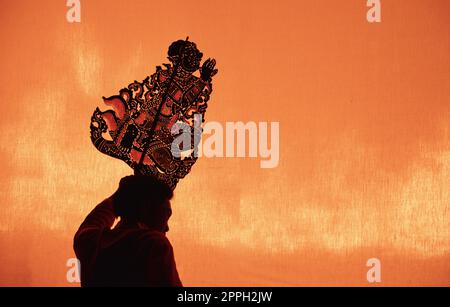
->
[137,230,172,249]
[139,229,170,244]
[100,196,114,206]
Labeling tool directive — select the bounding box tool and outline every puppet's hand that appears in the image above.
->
[200,58,218,82]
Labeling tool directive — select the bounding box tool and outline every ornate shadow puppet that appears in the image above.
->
[90,38,218,189]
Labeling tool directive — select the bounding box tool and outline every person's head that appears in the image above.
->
[112,175,173,232]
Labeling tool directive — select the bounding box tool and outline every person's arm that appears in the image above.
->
[73,197,117,261]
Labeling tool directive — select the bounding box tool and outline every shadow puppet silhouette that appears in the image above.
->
[73,175,182,287]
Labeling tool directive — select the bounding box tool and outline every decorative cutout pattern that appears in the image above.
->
[90,39,217,189]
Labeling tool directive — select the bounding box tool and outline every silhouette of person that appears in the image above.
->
[73,175,182,287]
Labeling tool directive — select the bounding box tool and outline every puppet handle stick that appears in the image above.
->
[135,37,189,174]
